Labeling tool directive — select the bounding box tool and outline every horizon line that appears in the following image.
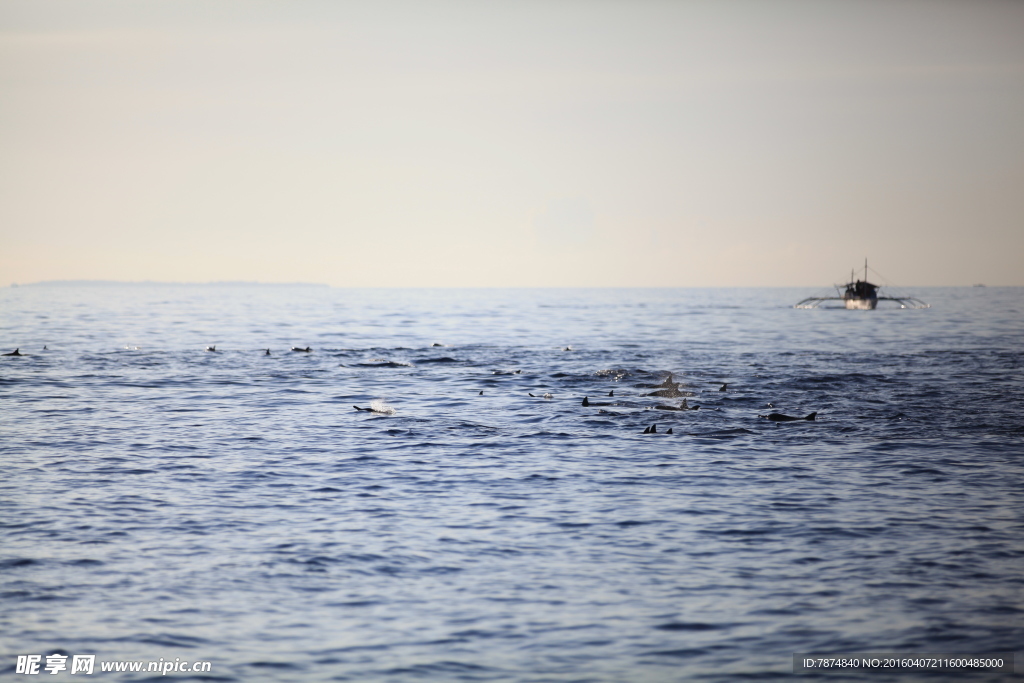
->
[7,280,1011,289]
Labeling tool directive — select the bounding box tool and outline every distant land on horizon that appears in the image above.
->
[13,280,330,288]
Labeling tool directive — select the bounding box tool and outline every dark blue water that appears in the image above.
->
[2,285,1022,682]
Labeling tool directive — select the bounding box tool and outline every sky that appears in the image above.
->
[1,0,1022,287]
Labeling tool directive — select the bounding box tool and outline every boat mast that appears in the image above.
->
[864,258,868,282]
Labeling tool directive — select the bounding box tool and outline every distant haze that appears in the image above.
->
[2,0,1022,287]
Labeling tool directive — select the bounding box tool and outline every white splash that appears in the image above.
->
[370,400,396,415]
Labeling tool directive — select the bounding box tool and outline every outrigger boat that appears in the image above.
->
[795,260,928,310]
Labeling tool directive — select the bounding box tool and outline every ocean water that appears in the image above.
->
[1,284,1022,682]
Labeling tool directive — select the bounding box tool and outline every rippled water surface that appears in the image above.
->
[2,285,1022,682]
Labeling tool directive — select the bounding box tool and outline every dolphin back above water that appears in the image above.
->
[763,412,817,422]
[353,405,392,414]
[655,398,700,411]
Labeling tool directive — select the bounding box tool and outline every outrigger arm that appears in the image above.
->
[794,295,929,309]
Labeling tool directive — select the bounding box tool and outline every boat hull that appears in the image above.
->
[844,297,878,310]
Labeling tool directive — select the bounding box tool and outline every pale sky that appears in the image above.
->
[2,0,1022,286]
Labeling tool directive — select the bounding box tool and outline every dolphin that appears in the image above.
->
[205,346,216,352]
[353,405,390,413]
[762,412,817,422]
[647,387,694,398]
[719,383,728,392]
[291,346,312,352]
[582,397,612,407]
[2,348,22,356]
[655,398,700,411]
[646,375,695,397]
